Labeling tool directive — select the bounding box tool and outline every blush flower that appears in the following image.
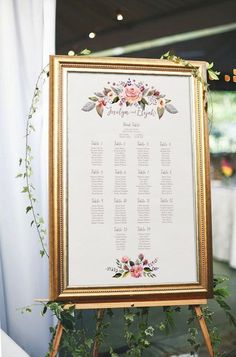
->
[97,98,107,107]
[157,98,166,108]
[130,264,143,278]
[121,256,129,263]
[122,85,142,104]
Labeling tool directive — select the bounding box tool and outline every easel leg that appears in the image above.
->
[50,321,63,357]
[194,305,214,357]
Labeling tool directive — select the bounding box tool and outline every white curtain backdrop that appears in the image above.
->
[0,0,56,356]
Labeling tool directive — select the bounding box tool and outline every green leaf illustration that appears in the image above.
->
[157,107,164,119]
[165,103,178,114]
[81,101,96,111]
[96,104,104,117]
[112,273,122,278]
[144,267,152,272]
[141,97,148,105]
[111,86,122,95]
[139,100,145,111]
[88,96,98,102]
[112,96,120,103]
[94,92,104,97]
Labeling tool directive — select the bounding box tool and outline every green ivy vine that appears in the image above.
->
[18,50,236,356]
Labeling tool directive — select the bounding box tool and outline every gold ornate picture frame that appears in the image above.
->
[49,55,213,307]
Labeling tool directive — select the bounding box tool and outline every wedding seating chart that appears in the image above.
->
[49,57,212,304]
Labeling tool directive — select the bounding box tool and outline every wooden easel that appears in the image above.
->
[49,300,214,357]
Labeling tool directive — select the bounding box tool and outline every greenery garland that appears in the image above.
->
[18,50,236,356]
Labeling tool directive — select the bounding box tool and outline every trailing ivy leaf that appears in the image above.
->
[61,317,74,330]
[38,217,44,224]
[88,96,98,102]
[157,107,164,119]
[40,250,45,257]
[107,309,114,318]
[30,220,34,226]
[207,62,214,70]
[42,305,47,315]
[144,267,152,272]
[112,96,120,104]
[19,158,22,166]
[84,338,93,348]
[112,273,122,278]
[226,311,236,327]
[26,206,32,214]
[21,186,29,193]
[80,48,91,55]
[214,288,229,298]
[145,326,155,336]
[208,69,220,80]
[216,298,231,310]
[26,307,32,313]
[109,347,119,357]
[94,92,104,97]
[165,103,178,114]
[81,101,96,111]
[68,305,76,313]
[16,173,23,178]
[96,104,104,117]
[124,312,136,322]
[160,50,170,59]
[122,271,129,278]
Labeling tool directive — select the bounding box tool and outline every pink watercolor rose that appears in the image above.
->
[130,264,143,278]
[121,256,129,263]
[122,85,142,104]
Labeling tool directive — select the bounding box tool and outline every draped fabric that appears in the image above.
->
[0,0,56,355]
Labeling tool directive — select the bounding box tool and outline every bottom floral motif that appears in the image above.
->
[107,254,158,278]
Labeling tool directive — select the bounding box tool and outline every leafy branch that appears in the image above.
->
[161,50,220,86]
[17,49,91,258]
[18,64,50,257]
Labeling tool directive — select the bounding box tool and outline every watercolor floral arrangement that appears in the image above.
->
[111,253,158,278]
[82,78,178,119]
